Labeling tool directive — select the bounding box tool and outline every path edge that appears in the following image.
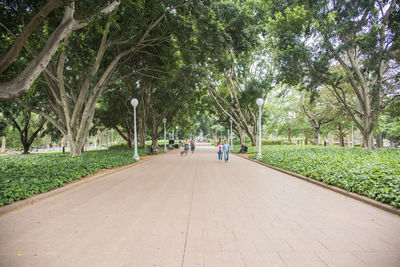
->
[234,153,400,216]
[0,151,171,216]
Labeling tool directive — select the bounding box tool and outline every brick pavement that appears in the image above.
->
[0,145,399,266]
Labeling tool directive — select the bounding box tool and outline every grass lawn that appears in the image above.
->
[245,145,400,208]
[0,148,157,206]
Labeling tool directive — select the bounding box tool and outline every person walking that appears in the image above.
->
[223,140,230,163]
[190,140,195,155]
[217,140,223,161]
[184,140,189,156]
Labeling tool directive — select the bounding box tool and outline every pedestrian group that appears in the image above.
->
[217,139,230,163]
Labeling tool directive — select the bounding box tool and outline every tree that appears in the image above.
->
[95,81,135,149]
[207,49,275,146]
[301,88,336,145]
[0,0,120,100]
[267,0,400,149]
[0,97,46,154]
[30,1,192,156]
[171,0,264,146]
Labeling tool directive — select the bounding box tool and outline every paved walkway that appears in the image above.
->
[0,146,399,267]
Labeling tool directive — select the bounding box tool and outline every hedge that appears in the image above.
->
[249,146,400,208]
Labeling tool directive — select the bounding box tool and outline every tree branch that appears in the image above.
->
[0,0,61,73]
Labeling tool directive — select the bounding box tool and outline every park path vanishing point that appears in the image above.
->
[1,144,399,267]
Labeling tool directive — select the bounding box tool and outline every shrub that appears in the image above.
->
[249,146,400,208]
[108,143,129,150]
[261,140,284,145]
[0,149,148,206]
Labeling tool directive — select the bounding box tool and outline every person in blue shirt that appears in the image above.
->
[222,140,230,163]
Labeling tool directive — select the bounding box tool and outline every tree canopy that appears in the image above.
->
[1,0,399,154]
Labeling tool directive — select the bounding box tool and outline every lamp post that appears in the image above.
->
[130,98,140,161]
[163,118,167,152]
[230,117,233,151]
[256,98,264,159]
[351,123,354,147]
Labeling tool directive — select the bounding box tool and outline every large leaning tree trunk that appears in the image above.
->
[0,1,120,100]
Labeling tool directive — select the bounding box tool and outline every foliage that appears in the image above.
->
[265,0,400,149]
[0,117,6,136]
[0,96,46,153]
[249,146,400,208]
[107,144,130,150]
[261,139,290,145]
[0,149,148,206]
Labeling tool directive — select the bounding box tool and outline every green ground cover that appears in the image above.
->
[247,146,400,208]
[0,149,151,206]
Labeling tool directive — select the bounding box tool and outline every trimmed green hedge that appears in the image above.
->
[249,146,400,208]
[0,149,148,206]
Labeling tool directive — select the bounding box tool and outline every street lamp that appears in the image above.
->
[130,98,139,161]
[351,123,354,147]
[256,98,264,160]
[163,118,167,152]
[230,117,233,151]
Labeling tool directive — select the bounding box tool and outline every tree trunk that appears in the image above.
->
[249,133,256,146]
[138,128,146,149]
[338,124,344,147]
[376,131,383,148]
[150,120,159,146]
[127,138,132,149]
[346,134,350,147]
[98,135,103,149]
[1,136,5,152]
[70,141,82,157]
[151,127,158,146]
[287,128,292,143]
[362,130,374,150]
[22,144,30,154]
[304,134,309,145]
[137,109,147,149]
[84,137,89,151]
[313,127,319,145]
